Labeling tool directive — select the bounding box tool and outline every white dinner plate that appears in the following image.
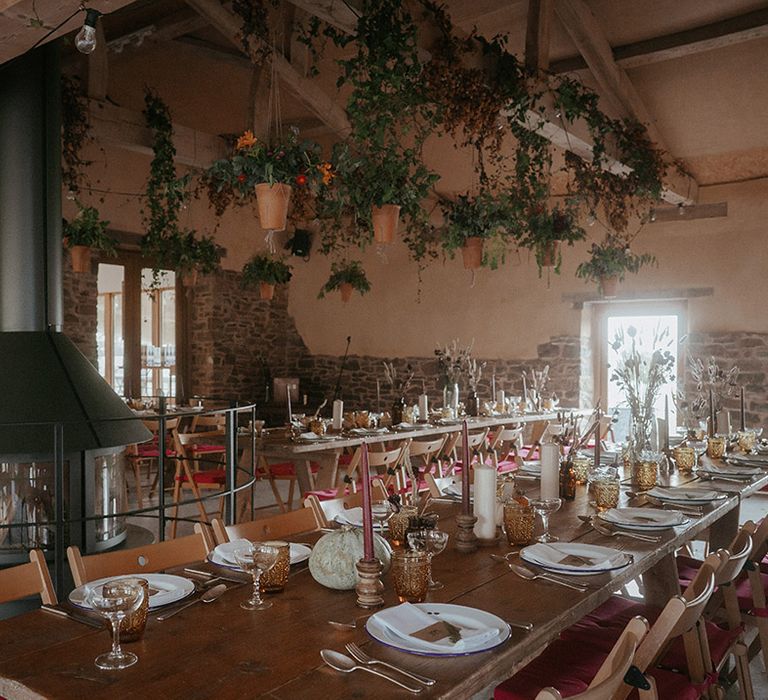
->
[332,507,387,530]
[521,542,631,576]
[519,461,541,474]
[366,603,510,657]
[646,487,728,505]
[69,573,195,610]
[208,540,312,570]
[699,463,762,478]
[599,507,688,531]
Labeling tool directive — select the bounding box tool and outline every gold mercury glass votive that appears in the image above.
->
[571,457,593,485]
[707,435,727,460]
[388,505,418,547]
[632,460,658,490]
[594,477,620,512]
[673,446,696,473]
[119,577,149,642]
[503,502,535,545]
[737,430,757,454]
[260,540,290,592]
[390,550,430,603]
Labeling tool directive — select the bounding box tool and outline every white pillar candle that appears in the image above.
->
[332,399,344,430]
[418,394,429,422]
[495,390,505,407]
[473,463,497,540]
[716,409,731,437]
[540,441,560,500]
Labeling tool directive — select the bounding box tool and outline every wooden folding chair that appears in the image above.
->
[303,480,389,528]
[0,549,56,605]
[170,430,227,538]
[522,420,550,461]
[126,417,180,508]
[741,518,768,671]
[343,439,412,493]
[424,472,469,499]
[535,616,649,700]
[210,508,323,545]
[67,526,210,587]
[446,428,489,475]
[436,430,460,476]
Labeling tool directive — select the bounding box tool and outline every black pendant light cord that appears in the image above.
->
[28,4,86,53]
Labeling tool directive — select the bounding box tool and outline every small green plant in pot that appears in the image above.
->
[144,231,222,288]
[318,260,371,303]
[576,237,656,298]
[520,204,586,276]
[63,203,115,273]
[242,254,293,301]
[440,191,516,270]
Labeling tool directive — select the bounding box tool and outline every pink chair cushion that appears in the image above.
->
[134,445,175,458]
[175,468,226,485]
[189,443,225,454]
[561,594,742,670]
[497,459,518,474]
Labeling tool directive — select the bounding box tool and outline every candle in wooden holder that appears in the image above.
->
[418,394,429,422]
[594,408,601,468]
[461,420,471,515]
[332,399,344,430]
[708,388,715,437]
[360,442,374,561]
[473,464,498,543]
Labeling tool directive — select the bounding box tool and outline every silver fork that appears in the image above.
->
[589,519,662,543]
[345,643,436,686]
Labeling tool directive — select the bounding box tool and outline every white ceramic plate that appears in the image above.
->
[699,464,762,478]
[599,507,687,531]
[366,603,510,657]
[69,573,195,610]
[208,540,312,570]
[647,487,728,505]
[519,461,541,474]
[521,542,631,576]
[332,507,387,530]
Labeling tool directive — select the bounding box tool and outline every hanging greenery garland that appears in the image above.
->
[61,75,92,197]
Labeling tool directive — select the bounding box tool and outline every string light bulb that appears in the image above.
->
[75,8,101,55]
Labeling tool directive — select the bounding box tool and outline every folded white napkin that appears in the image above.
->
[703,463,760,476]
[602,507,681,526]
[214,538,251,564]
[299,432,320,440]
[648,487,720,501]
[519,461,541,473]
[333,507,364,527]
[443,483,472,498]
[375,603,498,651]
[525,543,625,570]
[395,422,416,429]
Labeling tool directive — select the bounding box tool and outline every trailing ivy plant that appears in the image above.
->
[242,254,293,287]
[575,235,656,284]
[518,202,586,275]
[318,260,371,299]
[61,76,92,197]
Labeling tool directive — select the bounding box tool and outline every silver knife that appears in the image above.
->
[41,604,105,628]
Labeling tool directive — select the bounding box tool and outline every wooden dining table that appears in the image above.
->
[0,460,764,699]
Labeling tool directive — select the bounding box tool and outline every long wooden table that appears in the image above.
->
[1,465,765,699]
[246,411,585,493]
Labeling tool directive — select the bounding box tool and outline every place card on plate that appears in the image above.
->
[600,507,686,530]
[647,487,726,503]
[521,542,630,574]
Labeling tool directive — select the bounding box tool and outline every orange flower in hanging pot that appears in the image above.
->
[295,173,308,187]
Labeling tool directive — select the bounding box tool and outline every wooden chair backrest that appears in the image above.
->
[191,414,226,431]
[744,517,768,564]
[304,480,389,527]
[211,508,322,545]
[344,440,411,480]
[437,431,460,459]
[715,527,753,586]
[142,417,180,435]
[0,550,56,605]
[408,436,447,464]
[67,527,210,586]
[424,472,471,498]
[488,426,523,452]
[537,616,648,700]
[455,428,488,451]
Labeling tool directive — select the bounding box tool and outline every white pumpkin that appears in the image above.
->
[309,527,392,590]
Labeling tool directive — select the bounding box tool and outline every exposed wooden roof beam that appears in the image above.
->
[283,0,358,35]
[107,10,209,53]
[551,7,768,72]
[88,98,228,169]
[553,0,697,204]
[183,0,351,136]
[524,0,553,73]
[649,201,727,223]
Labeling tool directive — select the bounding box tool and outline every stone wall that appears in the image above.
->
[684,331,768,430]
[62,250,98,366]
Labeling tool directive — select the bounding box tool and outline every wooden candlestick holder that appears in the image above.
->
[355,558,384,609]
[455,514,478,553]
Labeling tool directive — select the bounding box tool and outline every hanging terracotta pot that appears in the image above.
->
[181,270,198,287]
[371,204,401,244]
[254,182,292,231]
[70,245,92,273]
[599,275,619,298]
[340,283,353,303]
[461,236,484,270]
[540,240,560,268]
[259,282,275,301]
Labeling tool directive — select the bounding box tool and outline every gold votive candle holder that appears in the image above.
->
[571,456,593,485]
[707,435,727,460]
[502,502,535,545]
[673,446,696,473]
[260,540,290,592]
[737,430,757,454]
[593,477,620,512]
[388,505,418,547]
[632,460,658,490]
[390,550,430,603]
[119,577,149,642]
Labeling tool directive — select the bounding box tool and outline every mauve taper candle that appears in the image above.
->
[740,386,746,431]
[462,420,471,515]
[360,442,374,561]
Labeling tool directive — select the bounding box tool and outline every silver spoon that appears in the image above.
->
[320,649,422,694]
[156,583,227,621]
[507,563,588,592]
[590,518,661,543]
